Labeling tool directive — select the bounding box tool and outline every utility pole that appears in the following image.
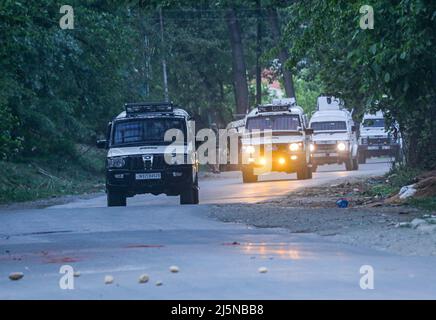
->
[159,7,169,102]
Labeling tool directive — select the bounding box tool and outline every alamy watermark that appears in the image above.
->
[359,265,375,290]
[359,5,374,30]
[59,5,74,30]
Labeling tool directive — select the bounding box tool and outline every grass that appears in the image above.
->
[407,197,436,211]
[365,165,436,211]
[365,165,422,198]
[0,145,106,204]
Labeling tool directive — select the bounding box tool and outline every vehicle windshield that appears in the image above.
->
[363,118,385,128]
[112,118,186,146]
[311,121,347,131]
[246,115,300,131]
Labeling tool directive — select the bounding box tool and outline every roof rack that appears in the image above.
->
[257,104,291,113]
[125,102,174,115]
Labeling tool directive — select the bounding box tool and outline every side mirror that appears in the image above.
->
[304,128,314,135]
[97,139,108,149]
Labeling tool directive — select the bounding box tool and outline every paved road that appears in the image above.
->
[51,159,391,208]
[1,159,436,299]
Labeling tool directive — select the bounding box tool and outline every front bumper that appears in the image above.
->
[106,165,194,197]
[244,151,307,172]
[359,144,399,156]
[311,151,350,164]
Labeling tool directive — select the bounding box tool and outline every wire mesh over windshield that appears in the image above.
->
[311,121,347,131]
[363,119,385,128]
[246,115,300,131]
[113,118,186,145]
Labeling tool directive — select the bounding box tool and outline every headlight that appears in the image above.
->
[309,144,315,152]
[107,157,126,168]
[289,143,300,152]
[243,145,255,154]
[337,142,347,151]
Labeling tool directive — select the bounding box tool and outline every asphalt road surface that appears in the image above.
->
[1,159,436,299]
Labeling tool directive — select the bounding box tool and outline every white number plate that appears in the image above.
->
[136,173,161,180]
[368,146,379,150]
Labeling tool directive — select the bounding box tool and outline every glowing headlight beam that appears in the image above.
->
[337,142,346,151]
[289,143,300,152]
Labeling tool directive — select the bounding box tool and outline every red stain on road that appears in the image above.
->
[125,244,165,249]
[45,256,82,264]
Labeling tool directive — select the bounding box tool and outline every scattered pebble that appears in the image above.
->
[155,281,163,286]
[258,267,268,274]
[9,272,24,281]
[169,265,179,273]
[138,274,149,284]
[104,275,114,284]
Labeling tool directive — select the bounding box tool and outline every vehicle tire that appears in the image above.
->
[242,168,258,183]
[358,151,366,164]
[394,148,401,163]
[297,165,311,180]
[107,190,127,207]
[345,159,353,171]
[352,158,359,171]
[180,174,199,205]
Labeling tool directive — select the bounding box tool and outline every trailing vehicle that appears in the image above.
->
[309,96,359,172]
[240,98,313,183]
[97,102,199,206]
[358,111,402,164]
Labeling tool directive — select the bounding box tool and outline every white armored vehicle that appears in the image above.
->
[97,102,199,206]
[358,111,402,163]
[309,96,359,171]
[240,98,313,183]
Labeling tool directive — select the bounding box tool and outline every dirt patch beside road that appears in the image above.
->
[210,177,436,256]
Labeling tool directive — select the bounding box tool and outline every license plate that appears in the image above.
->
[314,153,338,157]
[368,146,379,150]
[382,146,391,150]
[135,173,161,180]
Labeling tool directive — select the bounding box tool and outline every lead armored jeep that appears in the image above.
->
[97,102,199,206]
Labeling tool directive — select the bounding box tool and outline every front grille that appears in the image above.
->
[129,154,167,170]
[368,138,390,145]
[314,144,337,151]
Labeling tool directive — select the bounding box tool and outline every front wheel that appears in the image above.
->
[242,168,258,183]
[297,165,312,180]
[180,175,199,205]
[358,151,366,164]
[107,190,126,207]
[345,158,353,171]
[352,158,359,170]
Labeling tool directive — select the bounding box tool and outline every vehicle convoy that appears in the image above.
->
[240,98,313,183]
[358,111,402,164]
[97,102,199,206]
[309,96,359,172]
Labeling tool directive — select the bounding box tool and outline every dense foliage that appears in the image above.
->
[285,0,436,168]
[1,0,434,169]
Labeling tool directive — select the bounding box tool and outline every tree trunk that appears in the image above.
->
[255,0,262,106]
[226,8,249,116]
[268,7,295,98]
